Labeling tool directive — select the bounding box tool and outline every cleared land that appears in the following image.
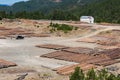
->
[0,19,120,79]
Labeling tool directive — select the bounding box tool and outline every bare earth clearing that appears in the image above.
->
[0,19,120,80]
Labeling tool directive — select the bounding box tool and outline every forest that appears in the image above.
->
[0,0,120,23]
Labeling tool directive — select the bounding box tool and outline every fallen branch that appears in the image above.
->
[15,73,28,80]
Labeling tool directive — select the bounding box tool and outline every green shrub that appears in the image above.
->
[70,67,84,80]
[49,23,74,33]
[70,67,120,80]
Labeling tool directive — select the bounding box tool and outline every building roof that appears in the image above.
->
[80,16,93,19]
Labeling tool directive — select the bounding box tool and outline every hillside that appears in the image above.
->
[0,0,120,23]
[0,0,97,12]
[74,0,120,23]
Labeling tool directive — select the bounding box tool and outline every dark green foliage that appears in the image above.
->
[0,0,93,13]
[0,10,78,20]
[0,11,7,18]
[117,75,120,80]
[47,9,78,20]
[70,67,120,80]
[15,11,44,19]
[0,17,2,20]
[49,23,73,33]
[70,67,83,80]
[107,74,117,80]
[0,0,120,23]
[86,68,97,80]
[73,0,120,23]
[98,69,109,80]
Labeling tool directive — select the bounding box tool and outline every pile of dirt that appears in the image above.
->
[97,39,118,46]
[41,51,94,63]
[98,45,119,50]
[0,59,17,69]
[36,44,69,50]
[62,47,95,54]
[36,44,96,54]
[0,26,50,38]
[94,59,120,66]
[41,50,120,75]
[54,63,96,75]
[66,23,92,30]
[31,34,50,37]
[77,37,97,43]
[41,51,117,66]
[99,23,120,26]
[41,47,120,75]
[78,36,119,46]
[98,33,119,40]
[99,48,120,59]
[36,41,120,75]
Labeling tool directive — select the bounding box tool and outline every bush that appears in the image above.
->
[70,67,84,80]
[70,67,120,80]
[49,23,74,33]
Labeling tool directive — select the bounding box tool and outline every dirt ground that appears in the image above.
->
[0,37,79,80]
[0,19,120,80]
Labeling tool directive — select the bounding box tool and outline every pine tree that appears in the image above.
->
[70,67,84,80]
[86,68,98,80]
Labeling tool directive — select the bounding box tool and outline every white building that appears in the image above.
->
[80,16,94,24]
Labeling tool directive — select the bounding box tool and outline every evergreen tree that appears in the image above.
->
[70,67,83,80]
[70,67,120,80]
[86,68,97,80]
